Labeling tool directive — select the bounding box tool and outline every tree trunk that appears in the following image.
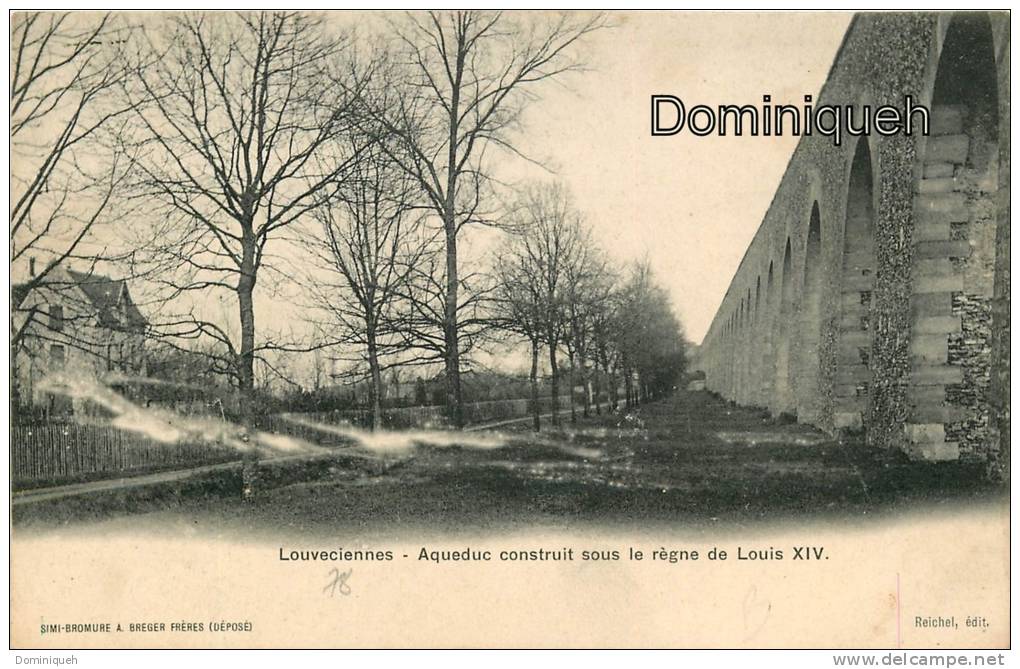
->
[548,338,560,427]
[608,363,619,412]
[568,351,577,425]
[237,224,259,501]
[10,347,23,420]
[444,64,464,429]
[530,338,541,432]
[592,361,602,416]
[579,353,591,418]
[443,222,463,428]
[237,281,256,410]
[624,368,634,409]
[367,330,383,431]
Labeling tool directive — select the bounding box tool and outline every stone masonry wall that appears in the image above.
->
[694,11,1009,466]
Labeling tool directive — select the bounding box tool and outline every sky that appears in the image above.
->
[508,11,853,344]
[11,11,855,383]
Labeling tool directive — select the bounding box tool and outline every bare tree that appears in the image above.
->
[501,182,586,427]
[615,260,687,406]
[493,236,546,431]
[121,11,369,418]
[301,140,432,430]
[356,10,604,426]
[10,12,138,354]
[392,243,498,382]
[561,221,603,422]
[587,263,622,414]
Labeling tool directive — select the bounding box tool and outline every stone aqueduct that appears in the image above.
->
[694,12,1010,471]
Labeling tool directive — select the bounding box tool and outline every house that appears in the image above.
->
[12,264,148,417]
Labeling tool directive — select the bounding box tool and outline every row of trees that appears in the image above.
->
[11,11,687,431]
[494,183,686,429]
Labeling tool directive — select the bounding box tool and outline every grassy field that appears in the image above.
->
[12,391,1003,534]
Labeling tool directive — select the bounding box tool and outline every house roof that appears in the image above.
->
[13,270,147,332]
[66,270,147,331]
[11,284,30,308]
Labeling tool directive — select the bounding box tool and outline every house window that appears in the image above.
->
[49,304,64,332]
[49,344,65,369]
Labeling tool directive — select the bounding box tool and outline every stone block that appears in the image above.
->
[925,134,969,164]
[842,274,875,291]
[929,106,964,135]
[836,363,870,384]
[914,273,964,293]
[910,334,948,363]
[911,364,963,385]
[841,292,867,309]
[923,162,955,179]
[917,177,961,194]
[911,292,953,316]
[839,302,865,316]
[834,393,866,409]
[913,315,961,335]
[914,258,954,277]
[915,193,968,223]
[839,330,871,346]
[842,250,876,267]
[835,384,866,399]
[916,221,951,242]
[905,422,944,443]
[837,346,868,364]
[911,403,971,423]
[834,411,863,430]
[910,440,961,462]
[907,385,946,405]
[840,318,868,334]
[915,239,971,259]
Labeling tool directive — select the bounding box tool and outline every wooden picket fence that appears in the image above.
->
[11,423,237,489]
[11,395,576,490]
[296,395,573,430]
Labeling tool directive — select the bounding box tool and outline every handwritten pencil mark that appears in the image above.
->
[323,567,353,598]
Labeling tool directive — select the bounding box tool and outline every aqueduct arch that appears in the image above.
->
[906,12,1002,460]
[759,262,775,402]
[797,204,825,424]
[833,137,878,431]
[774,238,795,415]
[696,12,1008,471]
[746,292,753,404]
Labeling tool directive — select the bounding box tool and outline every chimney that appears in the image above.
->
[29,257,35,277]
